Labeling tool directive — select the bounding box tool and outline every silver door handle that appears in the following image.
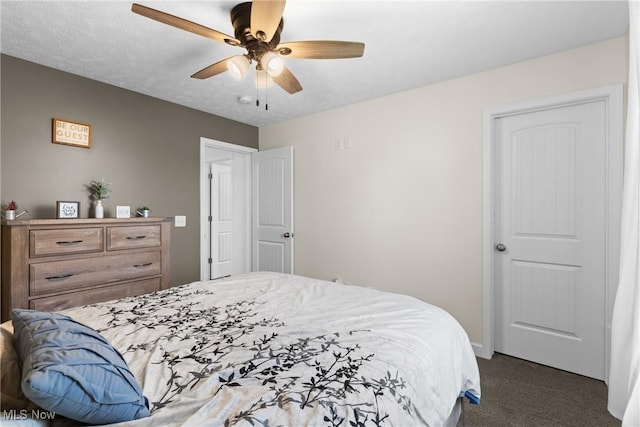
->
[496,243,507,252]
[283,232,294,239]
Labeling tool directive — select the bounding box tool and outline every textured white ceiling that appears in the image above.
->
[0,1,629,128]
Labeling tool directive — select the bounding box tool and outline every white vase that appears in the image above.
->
[95,200,104,219]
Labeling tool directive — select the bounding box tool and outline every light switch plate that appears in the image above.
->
[174,215,186,227]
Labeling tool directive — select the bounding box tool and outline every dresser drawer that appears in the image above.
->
[30,251,161,296]
[107,225,161,250]
[30,278,161,312]
[30,228,103,257]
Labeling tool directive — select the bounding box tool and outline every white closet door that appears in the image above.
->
[210,162,233,279]
[252,146,294,274]
[494,100,607,379]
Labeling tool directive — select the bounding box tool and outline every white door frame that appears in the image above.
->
[199,137,257,280]
[480,84,623,382]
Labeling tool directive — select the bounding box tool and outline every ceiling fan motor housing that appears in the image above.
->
[230,2,283,63]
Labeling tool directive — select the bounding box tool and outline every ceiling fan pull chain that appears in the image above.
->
[256,75,260,108]
[253,71,269,110]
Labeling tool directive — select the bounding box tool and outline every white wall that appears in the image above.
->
[258,37,628,345]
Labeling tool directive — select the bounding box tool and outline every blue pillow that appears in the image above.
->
[11,309,150,425]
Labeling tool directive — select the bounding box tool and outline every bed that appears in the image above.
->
[1,272,480,426]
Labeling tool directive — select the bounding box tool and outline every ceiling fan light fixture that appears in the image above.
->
[262,51,284,77]
[227,55,250,80]
[131,2,365,95]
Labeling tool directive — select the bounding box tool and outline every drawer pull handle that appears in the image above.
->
[126,236,147,240]
[133,263,153,268]
[56,240,83,245]
[45,273,74,281]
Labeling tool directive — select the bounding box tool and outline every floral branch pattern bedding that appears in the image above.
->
[62,272,480,426]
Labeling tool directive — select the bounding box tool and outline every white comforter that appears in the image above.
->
[63,272,480,426]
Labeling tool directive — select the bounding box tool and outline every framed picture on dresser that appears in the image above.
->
[56,201,80,219]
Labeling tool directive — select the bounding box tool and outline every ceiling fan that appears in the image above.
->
[131,1,365,94]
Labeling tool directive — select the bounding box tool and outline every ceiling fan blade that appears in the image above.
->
[276,41,365,59]
[191,58,232,79]
[132,3,239,45]
[273,66,302,94]
[250,0,286,42]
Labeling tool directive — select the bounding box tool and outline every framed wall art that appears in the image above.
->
[116,205,131,219]
[56,201,80,219]
[52,118,92,148]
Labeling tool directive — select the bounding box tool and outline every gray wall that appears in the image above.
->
[0,54,258,286]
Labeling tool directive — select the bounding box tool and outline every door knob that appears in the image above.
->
[283,232,294,239]
[496,243,507,252]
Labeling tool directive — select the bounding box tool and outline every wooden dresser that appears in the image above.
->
[1,218,171,321]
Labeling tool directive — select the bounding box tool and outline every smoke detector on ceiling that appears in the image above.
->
[238,95,253,105]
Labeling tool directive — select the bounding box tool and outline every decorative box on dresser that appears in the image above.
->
[1,217,171,322]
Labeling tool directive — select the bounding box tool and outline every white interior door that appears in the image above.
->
[252,147,294,273]
[210,162,232,279]
[494,100,607,379]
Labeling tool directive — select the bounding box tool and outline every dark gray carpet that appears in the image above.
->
[459,353,621,427]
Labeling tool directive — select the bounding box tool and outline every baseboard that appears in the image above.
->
[472,342,492,359]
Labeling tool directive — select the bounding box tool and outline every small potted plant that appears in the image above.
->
[88,179,112,219]
[137,206,151,218]
[3,200,18,220]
